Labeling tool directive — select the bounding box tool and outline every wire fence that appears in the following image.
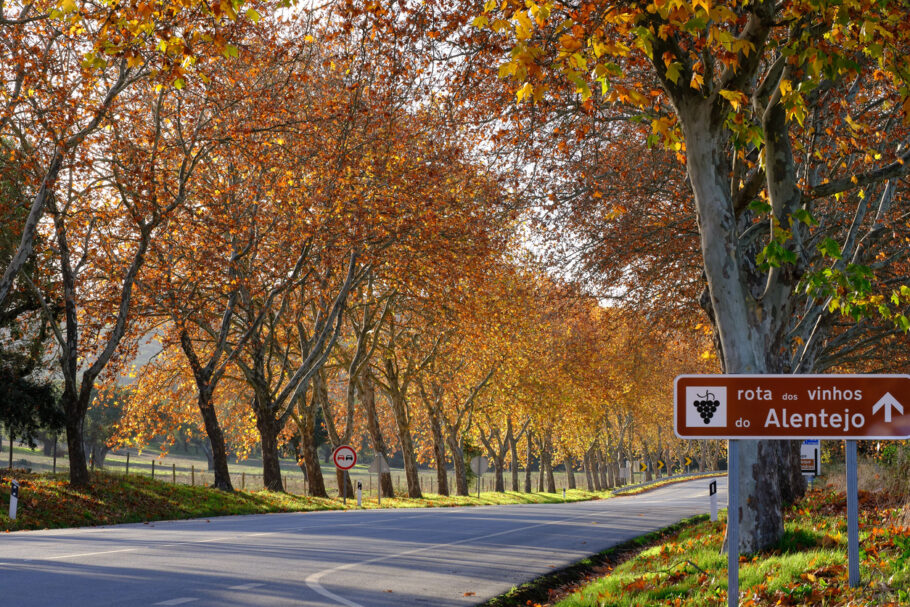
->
[1,430,706,497]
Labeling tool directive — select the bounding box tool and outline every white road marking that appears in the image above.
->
[42,548,137,560]
[304,505,635,607]
[228,583,265,590]
[153,598,197,605]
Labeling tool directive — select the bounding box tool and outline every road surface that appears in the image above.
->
[0,477,726,606]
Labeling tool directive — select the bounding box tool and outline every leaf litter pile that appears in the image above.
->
[495,487,909,607]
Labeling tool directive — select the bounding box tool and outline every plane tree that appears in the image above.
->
[469,0,910,550]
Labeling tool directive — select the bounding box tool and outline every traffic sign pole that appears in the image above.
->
[727,440,739,607]
[846,440,860,587]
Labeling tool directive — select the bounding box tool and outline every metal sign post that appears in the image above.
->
[727,441,739,607]
[470,457,489,498]
[332,445,358,506]
[368,456,390,506]
[846,440,859,587]
[9,479,18,520]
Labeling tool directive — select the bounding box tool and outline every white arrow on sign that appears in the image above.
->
[872,392,904,423]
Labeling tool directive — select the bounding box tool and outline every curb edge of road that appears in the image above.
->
[611,471,726,497]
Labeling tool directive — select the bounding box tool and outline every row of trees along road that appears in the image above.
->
[7,0,909,556]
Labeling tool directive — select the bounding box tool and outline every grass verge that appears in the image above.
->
[0,469,617,532]
[501,486,909,607]
[480,514,710,607]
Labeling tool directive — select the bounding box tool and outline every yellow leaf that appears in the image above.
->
[61,0,76,13]
[516,82,534,103]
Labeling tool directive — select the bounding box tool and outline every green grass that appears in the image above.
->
[547,487,910,607]
[0,469,616,532]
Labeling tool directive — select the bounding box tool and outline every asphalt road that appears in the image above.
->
[0,477,727,606]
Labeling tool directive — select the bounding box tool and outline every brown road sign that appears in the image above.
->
[674,374,910,440]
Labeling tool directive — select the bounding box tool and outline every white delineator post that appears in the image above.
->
[356,481,362,508]
[709,480,718,522]
[9,479,19,520]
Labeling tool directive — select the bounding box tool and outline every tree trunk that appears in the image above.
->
[335,468,355,499]
[584,451,596,491]
[509,432,520,491]
[524,430,533,492]
[426,402,449,496]
[359,374,394,497]
[565,457,576,489]
[254,401,284,492]
[537,456,545,492]
[64,395,90,486]
[40,432,55,456]
[493,456,505,492]
[780,440,807,504]
[388,394,422,498]
[544,451,556,493]
[293,404,327,497]
[446,431,468,496]
[597,449,609,488]
[201,439,215,472]
[197,389,233,490]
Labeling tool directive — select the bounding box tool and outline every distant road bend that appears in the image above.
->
[0,477,727,606]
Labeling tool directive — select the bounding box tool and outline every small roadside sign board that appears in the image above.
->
[801,440,821,476]
[684,456,693,467]
[674,374,910,439]
[470,456,489,475]
[368,456,390,474]
[332,445,357,471]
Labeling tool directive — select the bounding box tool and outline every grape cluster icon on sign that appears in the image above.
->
[694,391,721,423]
[684,386,727,428]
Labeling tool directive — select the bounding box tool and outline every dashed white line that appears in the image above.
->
[228,583,265,590]
[42,548,137,560]
[303,506,631,607]
[153,598,197,606]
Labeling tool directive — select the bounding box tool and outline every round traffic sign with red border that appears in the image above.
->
[332,445,357,470]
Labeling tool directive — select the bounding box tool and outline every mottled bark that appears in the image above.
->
[387,390,422,498]
[359,373,394,497]
[564,457,576,489]
[292,400,327,497]
[509,432,520,491]
[254,399,284,492]
[524,430,533,493]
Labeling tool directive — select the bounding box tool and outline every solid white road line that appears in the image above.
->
[153,598,198,605]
